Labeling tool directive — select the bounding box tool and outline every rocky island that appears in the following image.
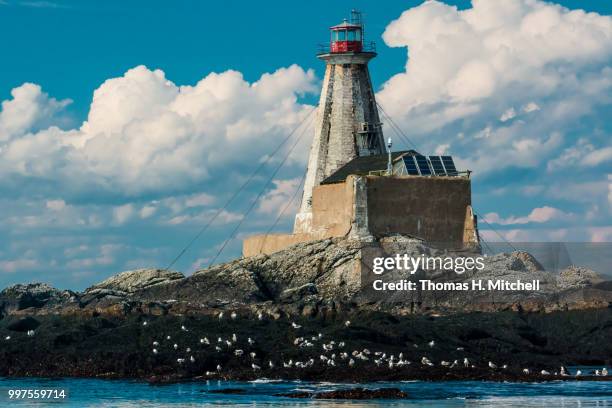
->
[1,235,610,383]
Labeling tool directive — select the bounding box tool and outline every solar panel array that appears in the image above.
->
[400,155,459,177]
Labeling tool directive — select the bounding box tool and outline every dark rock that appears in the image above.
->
[208,388,246,394]
[7,316,40,332]
[278,387,408,399]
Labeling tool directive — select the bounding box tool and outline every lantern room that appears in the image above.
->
[330,19,363,53]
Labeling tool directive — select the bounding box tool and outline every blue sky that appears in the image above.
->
[0,0,611,290]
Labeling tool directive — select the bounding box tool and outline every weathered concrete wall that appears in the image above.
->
[244,175,476,257]
[365,176,472,245]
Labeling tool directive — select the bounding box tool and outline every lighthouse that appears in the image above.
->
[242,10,478,258]
[294,10,385,234]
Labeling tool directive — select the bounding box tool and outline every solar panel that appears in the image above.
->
[402,156,420,175]
[441,156,458,176]
[414,155,432,175]
[428,156,447,176]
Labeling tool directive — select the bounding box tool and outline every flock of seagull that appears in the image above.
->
[141,312,610,379]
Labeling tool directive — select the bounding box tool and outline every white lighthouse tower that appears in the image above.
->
[294,10,385,233]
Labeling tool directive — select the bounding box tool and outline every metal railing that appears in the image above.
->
[316,41,377,55]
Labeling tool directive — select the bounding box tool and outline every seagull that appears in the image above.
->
[173,344,178,350]
[541,370,550,375]
[428,340,435,348]
[142,321,148,326]
[200,337,210,345]
[248,337,255,346]
[216,364,222,372]
[152,348,158,354]
[269,360,274,368]
[348,358,355,367]
[177,358,185,364]
[27,330,35,337]
[576,370,582,376]
[252,363,261,370]
[463,358,469,367]
[186,347,191,353]
[190,356,196,363]
[488,361,497,369]
[421,357,433,366]
[166,335,171,340]
[441,360,450,366]
[502,364,508,369]
[602,368,608,376]
[523,368,530,374]
[231,311,237,320]
[215,346,222,352]
[291,322,302,329]
[153,341,159,346]
[456,347,464,351]
[595,369,601,376]
[232,333,237,342]
[234,349,244,356]
[218,312,224,320]
[181,325,188,331]
[345,320,351,327]
[250,352,256,359]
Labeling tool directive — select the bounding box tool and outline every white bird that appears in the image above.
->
[595,369,601,376]
[27,330,35,337]
[166,335,171,340]
[215,346,222,352]
[232,333,237,342]
[488,361,497,369]
[152,348,158,354]
[428,340,435,348]
[602,368,608,376]
[190,355,195,363]
[181,325,188,331]
[338,342,345,348]
[231,311,237,320]
[345,320,351,327]
[216,364,222,372]
[142,321,148,326]
[250,352,256,359]
[463,358,469,367]
[421,357,433,366]
[173,343,178,350]
[200,337,210,345]
[217,337,222,343]
[441,360,450,366]
[252,363,261,370]
[541,370,550,375]
[186,347,191,353]
[502,364,508,369]
[348,358,355,367]
[177,358,185,364]
[268,360,274,368]
[234,349,244,356]
[291,322,301,329]
[218,312,224,320]
[523,368,530,374]
[456,347,464,351]
[257,312,264,320]
[153,341,159,346]
[576,370,582,377]
[248,337,255,346]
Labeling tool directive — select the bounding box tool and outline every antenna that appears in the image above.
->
[387,137,393,175]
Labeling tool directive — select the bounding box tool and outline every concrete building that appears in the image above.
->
[243,11,479,257]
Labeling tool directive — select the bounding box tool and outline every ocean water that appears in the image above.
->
[1,377,611,407]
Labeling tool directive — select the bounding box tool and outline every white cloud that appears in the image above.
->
[113,204,134,225]
[484,206,570,225]
[0,258,39,274]
[0,64,316,198]
[257,178,302,216]
[377,0,612,176]
[139,205,156,219]
[45,199,66,211]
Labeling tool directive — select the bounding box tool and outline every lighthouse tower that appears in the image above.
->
[294,10,385,233]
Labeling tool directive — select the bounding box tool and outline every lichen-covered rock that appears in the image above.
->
[557,266,604,289]
[0,283,77,315]
[85,269,184,295]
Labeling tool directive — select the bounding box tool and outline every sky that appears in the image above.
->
[0,0,611,290]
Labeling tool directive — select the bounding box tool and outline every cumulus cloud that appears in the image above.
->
[484,206,570,225]
[0,65,316,199]
[378,0,612,176]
